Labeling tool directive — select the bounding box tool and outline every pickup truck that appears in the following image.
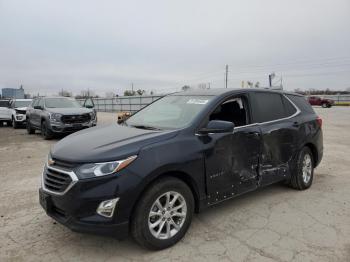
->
[308,96,334,108]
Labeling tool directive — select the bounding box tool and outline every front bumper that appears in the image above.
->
[49,120,97,133]
[39,188,128,238]
[39,166,142,239]
[14,114,26,123]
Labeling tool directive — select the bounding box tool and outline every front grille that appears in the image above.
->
[52,158,77,169]
[43,168,73,193]
[61,114,91,124]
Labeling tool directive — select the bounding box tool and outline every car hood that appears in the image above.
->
[15,107,28,110]
[46,107,92,114]
[51,124,179,163]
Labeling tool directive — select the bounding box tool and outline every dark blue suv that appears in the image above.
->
[39,88,323,249]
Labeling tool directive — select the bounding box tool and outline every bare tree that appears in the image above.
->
[58,89,72,97]
[182,85,191,91]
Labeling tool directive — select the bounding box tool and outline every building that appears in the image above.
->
[1,87,25,99]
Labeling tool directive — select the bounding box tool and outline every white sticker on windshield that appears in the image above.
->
[187,99,209,105]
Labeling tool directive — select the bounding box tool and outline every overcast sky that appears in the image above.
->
[0,0,349,96]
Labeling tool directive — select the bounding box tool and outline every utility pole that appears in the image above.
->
[225,64,228,88]
[131,83,134,92]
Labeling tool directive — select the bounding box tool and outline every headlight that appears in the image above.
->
[89,111,96,120]
[75,155,137,179]
[49,112,62,122]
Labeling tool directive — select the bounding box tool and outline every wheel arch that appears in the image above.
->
[304,142,318,167]
[129,170,201,223]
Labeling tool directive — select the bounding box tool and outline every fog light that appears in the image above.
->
[16,115,23,120]
[96,198,119,218]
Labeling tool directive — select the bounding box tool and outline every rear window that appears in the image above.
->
[282,96,297,116]
[251,92,286,123]
[286,95,315,114]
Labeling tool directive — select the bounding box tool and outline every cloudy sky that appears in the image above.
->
[0,0,349,96]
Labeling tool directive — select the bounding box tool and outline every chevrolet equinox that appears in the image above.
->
[39,88,323,250]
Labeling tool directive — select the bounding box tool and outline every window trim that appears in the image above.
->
[195,94,301,136]
[253,94,301,126]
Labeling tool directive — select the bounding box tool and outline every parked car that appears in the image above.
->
[26,96,97,139]
[0,99,11,126]
[39,89,323,250]
[308,96,334,108]
[0,99,32,127]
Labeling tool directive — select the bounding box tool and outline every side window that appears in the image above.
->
[282,96,297,116]
[287,95,315,114]
[209,96,248,127]
[251,92,285,123]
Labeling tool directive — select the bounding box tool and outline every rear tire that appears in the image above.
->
[26,119,35,134]
[131,177,194,250]
[289,147,314,190]
[6,120,12,127]
[41,121,53,140]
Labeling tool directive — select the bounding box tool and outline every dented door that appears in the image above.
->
[202,125,261,204]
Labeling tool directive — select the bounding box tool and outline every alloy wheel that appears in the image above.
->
[148,191,187,240]
[302,153,312,184]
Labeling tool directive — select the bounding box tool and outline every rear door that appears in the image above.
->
[250,92,299,186]
[0,100,10,120]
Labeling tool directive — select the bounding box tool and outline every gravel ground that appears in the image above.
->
[0,107,349,262]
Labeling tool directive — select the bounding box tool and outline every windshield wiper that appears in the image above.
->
[131,125,162,131]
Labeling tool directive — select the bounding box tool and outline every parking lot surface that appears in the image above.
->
[0,108,349,262]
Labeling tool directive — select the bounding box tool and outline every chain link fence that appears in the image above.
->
[77,95,163,113]
[78,94,350,112]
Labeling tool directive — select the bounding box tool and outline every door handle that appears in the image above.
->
[293,121,300,127]
[247,131,260,137]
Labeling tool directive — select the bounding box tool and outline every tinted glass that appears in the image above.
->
[286,95,315,114]
[282,96,297,116]
[126,95,213,129]
[252,92,285,123]
[45,98,82,108]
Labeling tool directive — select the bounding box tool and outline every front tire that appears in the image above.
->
[41,121,53,140]
[289,147,314,190]
[12,118,18,129]
[321,103,327,108]
[27,119,35,134]
[131,177,194,250]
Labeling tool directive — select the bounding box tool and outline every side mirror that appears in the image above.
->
[34,105,43,110]
[198,120,234,135]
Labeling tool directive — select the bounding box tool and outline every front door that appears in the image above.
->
[200,95,261,204]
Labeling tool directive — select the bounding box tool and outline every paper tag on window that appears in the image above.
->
[187,99,208,105]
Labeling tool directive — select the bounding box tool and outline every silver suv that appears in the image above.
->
[26,97,97,139]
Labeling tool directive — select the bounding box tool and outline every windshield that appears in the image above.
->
[126,95,213,129]
[45,98,82,108]
[14,100,31,108]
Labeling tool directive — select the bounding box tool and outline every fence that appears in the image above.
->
[321,95,350,103]
[78,94,350,112]
[77,95,163,113]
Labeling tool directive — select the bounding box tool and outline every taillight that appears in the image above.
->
[316,116,322,128]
